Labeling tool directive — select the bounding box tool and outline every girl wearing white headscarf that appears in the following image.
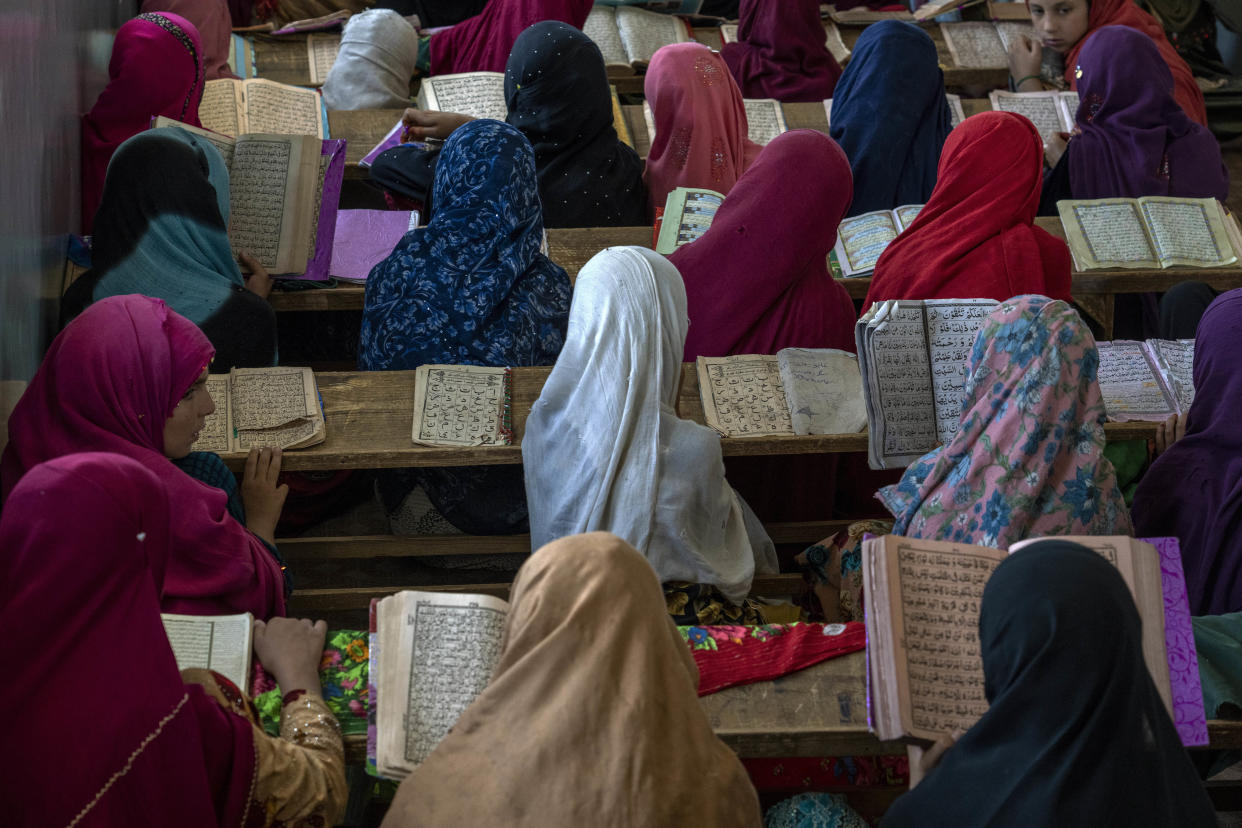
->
[522,247,776,608]
[321,9,418,111]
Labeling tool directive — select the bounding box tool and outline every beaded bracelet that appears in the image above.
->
[1013,74,1042,87]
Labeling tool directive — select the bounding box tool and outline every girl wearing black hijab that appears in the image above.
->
[884,540,1214,828]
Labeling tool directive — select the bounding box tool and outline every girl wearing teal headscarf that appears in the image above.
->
[64,126,277,370]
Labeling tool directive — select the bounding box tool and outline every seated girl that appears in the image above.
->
[379,532,763,827]
[322,9,420,111]
[720,0,841,102]
[828,21,952,217]
[522,247,778,624]
[65,127,278,370]
[422,0,592,76]
[141,0,237,80]
[359,120,571,537]
[879,295,1132,546]
[1,452,345,827]
[1132,288,1242,615]
[642,42,762,215]
[82,12,205,233]
[866,112,1072,309]
[883,540,1214,827]
[2,295,288,619]
[376,21,647,228]
[1010,0,1207,124]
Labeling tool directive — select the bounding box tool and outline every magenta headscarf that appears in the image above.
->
[142,0,239,80]
[1133,289,1242,615]
[429,0,593,75]
[0,453,257,827]
[721,0,841,102]
[81,12,205,234]
[669,130,856,360]
[1,295,286,619]
[1068,25,1228,202]
[643,43,763,215]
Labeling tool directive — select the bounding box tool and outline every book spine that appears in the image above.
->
[500,368,514,446]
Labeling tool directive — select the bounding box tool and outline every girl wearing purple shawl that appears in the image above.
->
[1132,289,1242,616]
[1039,25,1228,215]
[720,0,841,103]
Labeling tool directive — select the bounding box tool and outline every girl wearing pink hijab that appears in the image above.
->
[643,42,762,215]
[2,295,288,619]
[142,0,239,81]
[81,12,205,233]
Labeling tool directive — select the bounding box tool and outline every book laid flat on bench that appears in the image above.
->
[828,7,913,23]
[411,365,514,447]
[832,205,925,277]
[654,186,725,253]
[1057,197,1241,271]
[939,20,1036,68]
[306,32,342,86]
[863,534,1208,747]
[825,95,965,130]
[269,9,351,34]
[856,298,999,469]
[1097,338,1195,422]
[696,349,867,438]
[582,4,691,72]
[913,0,986,19]
[720,20,851,63]
[330,209,419,282]
[373,590,509,779]
[198,77,329,139]
[153,118,344,278]
[415,71,508,121]
[162,612,254,693]
[987,90,1080,147]
[192,367,325,454]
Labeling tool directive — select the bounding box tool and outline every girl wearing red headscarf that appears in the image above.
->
[428,0,593,74]
[720,0,842,102]
[865,112,1072,311]
[1008,0,1207,125]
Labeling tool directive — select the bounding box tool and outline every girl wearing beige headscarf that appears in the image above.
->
[380,531,763,828]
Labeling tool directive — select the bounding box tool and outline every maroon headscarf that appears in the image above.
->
[721,0,841,103]
[1,295,286,619]
[1067,26,1227,202]
[1132,289,1242,616]
[669,129,857,360]
[142,0,239,80]
[429,0,593,75]
[0,453,257,827]
[81,12,205,234]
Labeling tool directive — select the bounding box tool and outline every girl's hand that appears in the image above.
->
[253,616,328,696]
[1008,35,1043,89]
[238,251,274,299]
[1044,132,1070,168]
[242,446,288,545]
[1154,412,1188,457]
[400,109,474,141]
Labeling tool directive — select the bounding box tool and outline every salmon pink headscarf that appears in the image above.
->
[866,112,1072,310]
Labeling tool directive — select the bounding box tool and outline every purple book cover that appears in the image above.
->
[297,138,346,281]
[1146,536,1209,746]
[359,120,405,168]
[329,210,418,282]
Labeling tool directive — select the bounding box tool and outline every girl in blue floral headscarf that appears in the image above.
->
[359,119,571,537]
[877,295,1131,547]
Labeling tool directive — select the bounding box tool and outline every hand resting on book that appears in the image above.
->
[238,251,274,299]
[401,108,475,142]
[908,730,961,788]
[242,446,289,546]
[1153,412,1188,458]
[254,616,329,697]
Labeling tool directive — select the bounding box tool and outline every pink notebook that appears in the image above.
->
[328,210,419,282]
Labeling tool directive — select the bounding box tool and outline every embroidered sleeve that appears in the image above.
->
[251,694,348,826]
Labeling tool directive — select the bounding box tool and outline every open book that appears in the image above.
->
[162,612,254,693]
[856,299,999,469]
[987,90,1080,147]
[940,20,1035,68]
[307,32,343,86]
[374,590,509,779]
[829,7,913,23]
[199,77,328,139]
[863,534,1208,747]
[720,20,851,63]
[582,4,690,72]
[696,349,866,438]
[654,186,724,253]
[412,365,513,447]
[913,0,986,19]
[153,117,345,278]
[1097,339,1195,422]
[1057,197,1241,271]
[269,9,351,34]
[415,71,507,121]
[192,367,325,454]
[330,209,419,282]
[833,205,924,277]
[825,95,965,129]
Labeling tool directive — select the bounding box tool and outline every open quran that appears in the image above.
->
[654,186,725,253]
[373,590,509,779]
[1057,197,1241,271]
[162,612,254,693]
[696,349,867,438]
[415,71,508,121]
[825,95,965,129]
[987,90,1079,147]
[939,20,1036,69]
[411,365,513,447]
[833,205,925,277]
[306,32,342,86]
[856,298,998,469]
[153,117,345,278]
[199,77,328,139]
[582,4,690,72]
[863,534,1207,747]
[720,20,851,63]
[1097,339,1195,422]
[192,367,325,454]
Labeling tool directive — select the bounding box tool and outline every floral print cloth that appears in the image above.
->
[878,295,1132,546]
[253,629,369,736]
[678,622,866,695]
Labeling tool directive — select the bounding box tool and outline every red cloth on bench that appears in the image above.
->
[681,622,866,696]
